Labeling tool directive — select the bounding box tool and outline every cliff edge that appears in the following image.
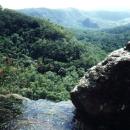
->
[71,42,130,125]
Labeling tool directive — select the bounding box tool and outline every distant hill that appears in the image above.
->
[73,23,130,52]
[18,8,130,29]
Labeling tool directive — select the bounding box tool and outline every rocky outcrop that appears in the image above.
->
[0,93,29,101]
[71,42,130,125]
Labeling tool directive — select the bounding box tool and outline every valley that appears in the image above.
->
[0,5,130,130]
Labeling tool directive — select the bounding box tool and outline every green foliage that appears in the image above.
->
[0,95,22,129]
[73,26,130,52]
[0,7,106,101]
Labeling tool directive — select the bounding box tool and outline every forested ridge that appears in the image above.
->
[18,8,130,29]
[0,7,106,101]
[74,24,130,52]
[1,4,130,130]
[1,6,130,101]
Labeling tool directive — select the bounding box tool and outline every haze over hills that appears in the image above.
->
[18,8,130,29]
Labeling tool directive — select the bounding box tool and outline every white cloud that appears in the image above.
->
[0,0,130,10]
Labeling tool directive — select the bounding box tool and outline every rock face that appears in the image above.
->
[71,44,130,124]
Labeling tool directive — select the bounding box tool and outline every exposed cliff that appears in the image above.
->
[71,42,130,126]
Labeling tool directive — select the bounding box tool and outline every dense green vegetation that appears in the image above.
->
[1,6,129,101]
[18,8,130,51]
[0,7,106,101]
[73,24,130,52]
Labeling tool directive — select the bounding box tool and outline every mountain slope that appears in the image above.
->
[18,8,130,29]
[18,8,98,29]
[73,23,130,52]
[0,7,106,101]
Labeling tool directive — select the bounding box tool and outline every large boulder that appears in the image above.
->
[71,43,130,125]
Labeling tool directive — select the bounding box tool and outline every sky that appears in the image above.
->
[0,0,130,11]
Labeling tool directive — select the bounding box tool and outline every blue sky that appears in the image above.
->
[0,0,130,10]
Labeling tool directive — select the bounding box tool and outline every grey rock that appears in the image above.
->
[71,46,130,124]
